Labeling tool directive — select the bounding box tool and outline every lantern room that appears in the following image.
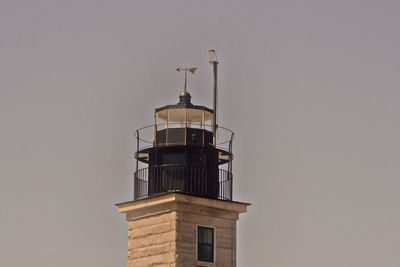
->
[133,90,233,201]
[155,91,214,147]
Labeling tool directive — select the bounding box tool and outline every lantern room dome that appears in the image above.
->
[179,91,192,102]
[179,90,192,105]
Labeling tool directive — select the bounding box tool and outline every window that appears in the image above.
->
[168,109,186,128]
[156,110,168,130]
[186,109,203,129]
[197,226,214,263]
[204,111,213,132]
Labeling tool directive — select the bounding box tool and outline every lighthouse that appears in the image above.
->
[117,51,249,266]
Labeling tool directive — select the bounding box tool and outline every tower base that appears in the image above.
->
[117,193,249,267]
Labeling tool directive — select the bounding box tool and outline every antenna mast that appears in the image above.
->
[209,50,219,146]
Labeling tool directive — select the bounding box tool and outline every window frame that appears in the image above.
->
[196,225,216,265]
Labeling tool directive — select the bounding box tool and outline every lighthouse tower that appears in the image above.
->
[117,52,249,267]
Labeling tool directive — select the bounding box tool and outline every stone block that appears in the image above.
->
[129,252,176,266]
[130,243,174,260]
[129,231,175,249]
[131,221,172,239]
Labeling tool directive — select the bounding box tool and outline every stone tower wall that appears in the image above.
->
[118,193,248,267]
[127,210,177,266]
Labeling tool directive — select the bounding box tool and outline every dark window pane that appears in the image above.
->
[156,129,167,146]
[163,152,187,165]
[198,226,214,262]
[167,128,185,145]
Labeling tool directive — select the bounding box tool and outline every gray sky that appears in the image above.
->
[1,0,400,266]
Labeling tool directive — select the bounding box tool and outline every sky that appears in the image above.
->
[1,0,400,266]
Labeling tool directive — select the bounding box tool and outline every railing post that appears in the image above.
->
[229,132,234,200]
[134,172,137,200]
[134,130,140,199]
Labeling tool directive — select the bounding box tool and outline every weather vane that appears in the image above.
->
[176,67,198,92]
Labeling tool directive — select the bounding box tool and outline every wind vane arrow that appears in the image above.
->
[176,67,198,91]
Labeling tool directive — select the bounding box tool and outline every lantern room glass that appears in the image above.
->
[204,111,213,132]
[156,110,168,130]
[186,109,202,129]
[168,109,186,128]
[155,108,213,131]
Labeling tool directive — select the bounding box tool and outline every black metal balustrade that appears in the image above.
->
[134,165,232,201]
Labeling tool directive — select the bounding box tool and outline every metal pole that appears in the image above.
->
[184,70,187,92]
[212,61,218,146]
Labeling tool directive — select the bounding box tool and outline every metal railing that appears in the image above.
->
[134,124,234,152]
[134,165,232,201]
